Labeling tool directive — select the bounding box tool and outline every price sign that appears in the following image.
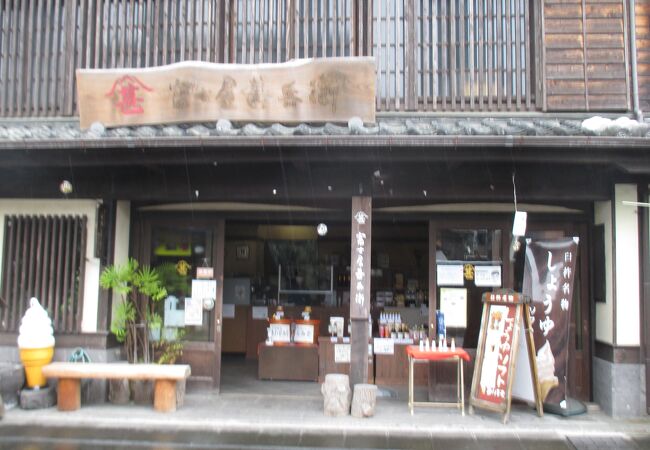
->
[269,323,291,343]
[373,338,395,355]
[334,344,351,363]
[294,323,315,344]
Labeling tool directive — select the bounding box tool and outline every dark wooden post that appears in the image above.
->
[350,196,372,387]
[639,185,650,414]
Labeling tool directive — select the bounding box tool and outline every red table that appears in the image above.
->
[405,345,471,416]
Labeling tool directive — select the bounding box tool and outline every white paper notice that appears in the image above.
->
[436,264,464,286]
[474,265,502,287]
[191,279,217,301]
[184,297,203,326]
[294,324,315,344]
[439,288,468,328]
[373,338,395,355]
[269,323,291,342]
[334,344,351,363]
[222,304,235,319]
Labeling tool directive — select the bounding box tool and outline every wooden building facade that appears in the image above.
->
[0,0,649,417]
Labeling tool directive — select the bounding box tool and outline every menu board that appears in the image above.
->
[469,291,542,424]
[476,302,517,404]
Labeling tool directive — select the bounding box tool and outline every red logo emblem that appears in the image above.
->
[105,75,153,115]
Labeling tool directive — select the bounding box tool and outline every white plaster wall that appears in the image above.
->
[0,199,101,333]
[111,201,131,315]
[595,200,614,344]
[614,184,640,346]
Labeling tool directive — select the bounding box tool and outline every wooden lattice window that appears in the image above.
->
[1,215,87,333]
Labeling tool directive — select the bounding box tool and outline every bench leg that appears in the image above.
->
[154,379,177,413]
[57,378,81,411]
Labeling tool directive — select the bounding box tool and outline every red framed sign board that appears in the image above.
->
[469,291,543,423]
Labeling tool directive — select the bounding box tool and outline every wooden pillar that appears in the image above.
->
[57,378,81,411]
[154,379,177,412]
[350,196,372,387]
[212,218,225,390]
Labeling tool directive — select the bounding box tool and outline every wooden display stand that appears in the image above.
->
[469,291,542,424]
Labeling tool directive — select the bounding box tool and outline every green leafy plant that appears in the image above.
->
[154,329,185,364]
[100,258,167,363]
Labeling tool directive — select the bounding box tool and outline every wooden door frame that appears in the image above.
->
[427,216,511,400]
[131,212,225,390]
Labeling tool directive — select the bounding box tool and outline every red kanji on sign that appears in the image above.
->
[105,75,153,115]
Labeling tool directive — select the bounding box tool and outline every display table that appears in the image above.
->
[258,343,319,381]
[405,345,471,416]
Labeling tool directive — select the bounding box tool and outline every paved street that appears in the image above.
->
[1,383,649,449]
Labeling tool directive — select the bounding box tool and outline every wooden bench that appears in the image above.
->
[42,362,191,413]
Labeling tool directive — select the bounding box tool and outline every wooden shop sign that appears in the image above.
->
[76,57,376,129]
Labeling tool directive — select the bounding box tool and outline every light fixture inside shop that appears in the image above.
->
[317,223,328,236]
[59,180,73,195]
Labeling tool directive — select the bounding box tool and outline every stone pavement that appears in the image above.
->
[0,383,649,449]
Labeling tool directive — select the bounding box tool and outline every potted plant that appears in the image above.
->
[100,258,168,404]
[100,258,168,363]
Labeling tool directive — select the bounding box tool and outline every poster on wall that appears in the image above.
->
[474,265,502,287]
[439,288,467,328]
[436,264,464,286]
[184,297,203,326]
[191,279,217,302]
[519,237,579,409]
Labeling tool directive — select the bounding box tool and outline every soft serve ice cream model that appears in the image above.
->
[17,298,55,388]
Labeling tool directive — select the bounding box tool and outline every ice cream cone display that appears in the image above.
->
[536,340,559,402]
[17,298,55,389]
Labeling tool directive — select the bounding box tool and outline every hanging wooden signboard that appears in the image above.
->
[76,57,376,129]
[469,290,543,424]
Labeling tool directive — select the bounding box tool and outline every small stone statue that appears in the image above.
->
[321,374,351,417]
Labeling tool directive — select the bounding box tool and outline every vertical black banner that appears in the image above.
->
[522,237,579,407]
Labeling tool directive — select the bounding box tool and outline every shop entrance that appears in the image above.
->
[133,214,225,389]
[429,217,591,402]
[220,219,430,391]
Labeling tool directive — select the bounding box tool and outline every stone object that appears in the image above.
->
[351,383,378,418]
[321,373,351,417]
[132,380,153,405]
[176,379,186,409]
[108,378,131,404]
[19,385,56,409]
[0,363,25,408]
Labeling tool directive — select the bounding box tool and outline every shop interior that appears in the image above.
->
[146,218,505,391]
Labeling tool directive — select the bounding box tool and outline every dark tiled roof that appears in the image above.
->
[0,116,648,149]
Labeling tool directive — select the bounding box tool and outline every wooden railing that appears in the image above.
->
[0,0,541,118]
[374,0,538,111]
[1,215,87,334]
